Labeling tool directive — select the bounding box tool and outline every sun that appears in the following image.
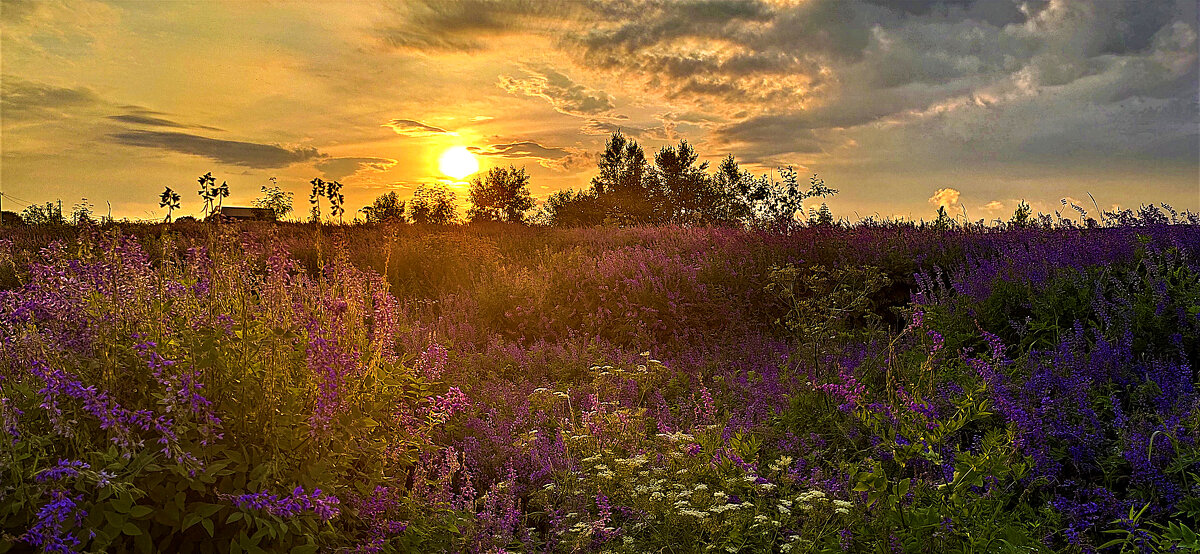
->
[438,146,480,180]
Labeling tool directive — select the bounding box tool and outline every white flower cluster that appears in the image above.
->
[768,456,794,472]
[616,454,649,468]
[657,431,696,443]
[708,502,749,514]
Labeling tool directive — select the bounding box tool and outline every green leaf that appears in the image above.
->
[135,529,154,554]
[122,522,144,536]
[190,502,224,519]
[113,496,133,514]
[129,505,154,518]
[202,518,215,537]
[226,512,244,524]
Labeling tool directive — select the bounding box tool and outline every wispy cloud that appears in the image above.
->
[470,140,590,170]
[316,157,398,180]
[108,114,224,132]
[385,119,458,137]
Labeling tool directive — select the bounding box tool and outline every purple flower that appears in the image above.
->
[816,366,865,412]
[222,487,341,521]
[416,343,449,380]
[21,489,87,554]
[36,459,89,483]
[427,387,471,424]
[927,330,944,353]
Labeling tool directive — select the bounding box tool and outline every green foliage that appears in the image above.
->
[253,179,293,220]
[1009,200,1032,227]
[767,263,889,365]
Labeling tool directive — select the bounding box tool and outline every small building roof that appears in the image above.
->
[218,206,276,220]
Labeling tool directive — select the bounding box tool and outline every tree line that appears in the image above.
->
[3,131,837,228]
[359,131,838,228]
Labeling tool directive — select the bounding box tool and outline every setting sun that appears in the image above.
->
[438,146,480,180]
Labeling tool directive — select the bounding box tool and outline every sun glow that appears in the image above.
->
[438,146,480,179]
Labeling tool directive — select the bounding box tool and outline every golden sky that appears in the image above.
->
[2,0,1197,221]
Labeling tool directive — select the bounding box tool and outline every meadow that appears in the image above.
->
[1,212,1197,553]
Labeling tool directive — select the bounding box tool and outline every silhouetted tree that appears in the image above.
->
[467,165,536,224]
[809,203,835,226]
[591,131,659,225]
[254,178,294,220]
[653,139,720,224]
[540,132,839,229]
[360,191,406,224]
[21,201,65,226]
[1010,200,1032,227]
[409,184,458,225]
[533,188,603,227]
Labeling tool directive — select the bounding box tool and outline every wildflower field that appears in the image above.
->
[1,213,1198,553]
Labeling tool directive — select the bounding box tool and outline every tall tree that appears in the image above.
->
[653,139,716,224]
[709,154,755,225]
[591,131,658,225]
[467,165,535,224]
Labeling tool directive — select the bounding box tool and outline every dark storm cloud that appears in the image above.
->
[381,0,1197,165]
[316,157,398,180]
[109,130,324,169]
[385,119,456,136]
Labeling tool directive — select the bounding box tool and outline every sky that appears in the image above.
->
[2,0,1197,222]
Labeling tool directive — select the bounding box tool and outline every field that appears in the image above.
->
[1,215,1198,553]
